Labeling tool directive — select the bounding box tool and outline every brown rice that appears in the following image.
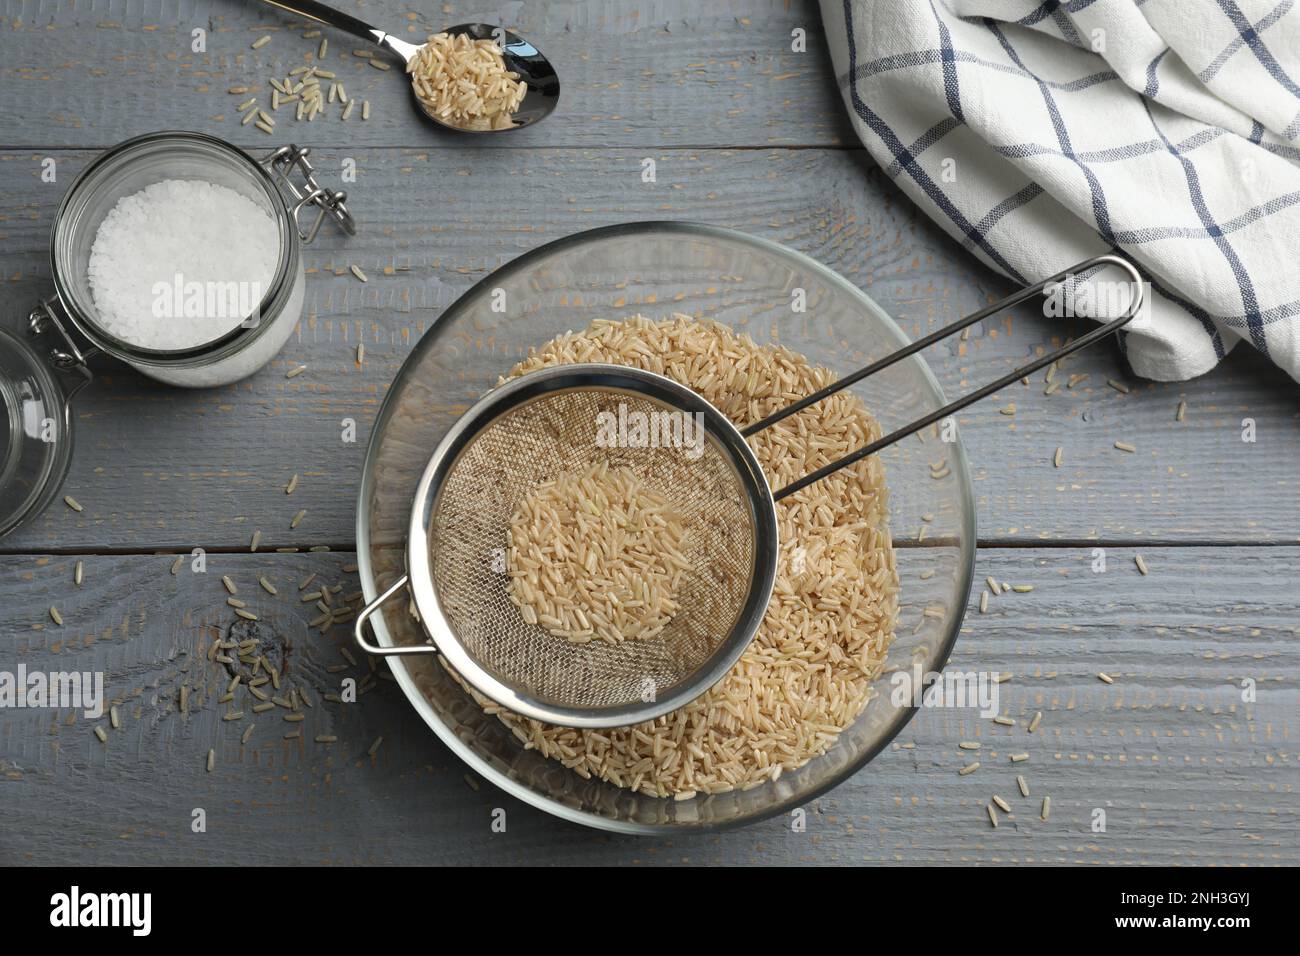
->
[452,315,899,798]
[506,463,687,644]
[406,32,526,130]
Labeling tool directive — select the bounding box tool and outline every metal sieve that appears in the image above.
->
[357,364,777,728]
[356,253,1144,729]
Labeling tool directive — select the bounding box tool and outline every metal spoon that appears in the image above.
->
[259,0,560,131]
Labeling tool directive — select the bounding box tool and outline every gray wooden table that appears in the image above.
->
[1,0,1296,866]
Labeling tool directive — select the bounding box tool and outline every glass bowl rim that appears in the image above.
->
[355,220,977,834]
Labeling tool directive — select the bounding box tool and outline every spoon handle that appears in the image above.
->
[258,0,421,58]
[260,0,380,42]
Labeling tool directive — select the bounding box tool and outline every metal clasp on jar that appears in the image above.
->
[262,145,357,244]
[28,298,95,397]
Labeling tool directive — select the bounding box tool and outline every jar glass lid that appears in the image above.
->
[0,326,75,539]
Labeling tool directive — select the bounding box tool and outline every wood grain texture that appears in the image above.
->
[0,0,852,150]
[2,147,1296,552]
[1,0,1296,867]
[0,547,1294,865]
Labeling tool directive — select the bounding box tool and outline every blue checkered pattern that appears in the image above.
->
[821,0,1300,382]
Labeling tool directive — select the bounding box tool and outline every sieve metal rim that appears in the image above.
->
[401,362,780,729]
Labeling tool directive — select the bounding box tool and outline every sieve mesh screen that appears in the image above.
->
[429,386,757,712]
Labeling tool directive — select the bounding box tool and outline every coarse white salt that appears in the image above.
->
[87,179,279,351]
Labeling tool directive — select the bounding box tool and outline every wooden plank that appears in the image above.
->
[2,147,1295,552]
[0,0,851,150]
[0,546,1295,864]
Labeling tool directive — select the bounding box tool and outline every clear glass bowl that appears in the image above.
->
[357,222,976,832]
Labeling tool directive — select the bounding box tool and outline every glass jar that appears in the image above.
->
[1,130,355,540]
[33,130,354,388]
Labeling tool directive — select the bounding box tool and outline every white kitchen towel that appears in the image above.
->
[820,0,1300,383]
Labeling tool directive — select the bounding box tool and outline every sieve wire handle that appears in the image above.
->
[354,573,440,657]
[741,254,1145,502]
